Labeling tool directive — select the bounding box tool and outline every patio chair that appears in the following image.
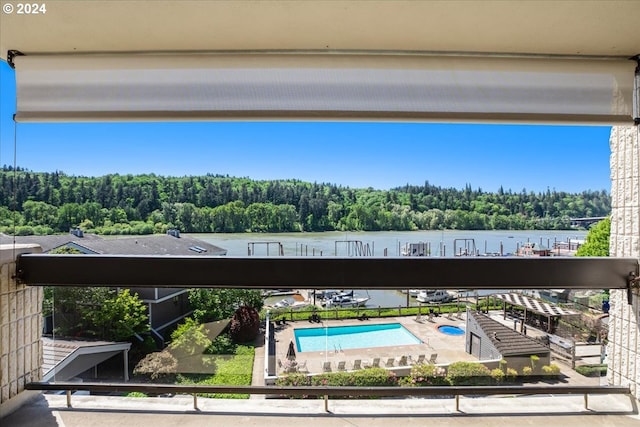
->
[412,354,426,365]
[363,357,380,368]
[352,359,362,370]
[385,357,395,367]
[397,355,408,366]
[296,360,309,373]
[428,353,438,364]
[277,358,284,371]
[322,361,332,372]
[337,360,346,371]
[446,311,454,320]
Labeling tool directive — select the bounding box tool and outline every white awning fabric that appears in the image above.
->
[12,53,637,124]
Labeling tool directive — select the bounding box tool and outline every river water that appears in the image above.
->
[190,229,588,308]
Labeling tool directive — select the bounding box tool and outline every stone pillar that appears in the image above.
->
[0,244,43,418]
[608,125,640,400]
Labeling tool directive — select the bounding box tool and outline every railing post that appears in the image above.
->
[324,394,329,412]
[193,393,198,410]
[584,393,588,410]
[66,390,72,408]
[455,394,460,412]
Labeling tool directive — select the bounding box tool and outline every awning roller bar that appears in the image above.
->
[16,254,638,291]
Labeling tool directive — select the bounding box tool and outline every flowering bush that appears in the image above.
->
[401,363,449,386]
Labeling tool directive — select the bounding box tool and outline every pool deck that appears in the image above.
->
[271,313,478,375]
[258,310,604,388]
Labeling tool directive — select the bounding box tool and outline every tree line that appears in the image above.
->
[0,166,611,235]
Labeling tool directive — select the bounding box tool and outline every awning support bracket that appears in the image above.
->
[627,270,640,305]
[7,50,24,69]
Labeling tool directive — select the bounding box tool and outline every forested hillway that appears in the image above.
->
[0,166,610,235]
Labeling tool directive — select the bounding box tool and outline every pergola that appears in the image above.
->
[495,293,580,334]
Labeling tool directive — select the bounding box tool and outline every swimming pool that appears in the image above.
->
[294,323,421,352]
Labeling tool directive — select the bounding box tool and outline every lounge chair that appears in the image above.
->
[277,358,284,371]
[385,357,395,367]
[411,354,426,365]
[397,355,408,366]
[363,357,380,368]
[296,360,309,373]
[428,353,438,364]
[352,359,362,370]
[322,361,332,372]
[446,311,454,320]
[337,361,346,371]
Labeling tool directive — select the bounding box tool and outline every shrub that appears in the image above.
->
[506,368,518,382]
[499,359,508,373]
[133,350,178,381]
[446,362,492,385]
[521,366,533,376]
[230,305,260,343]
[541,364,561,377]
[169,318,212,357]
[575,364,608,377]
[126,392,148,398]
[276,368,398,398]
[530,355,540,372]
[401,363,449,387]
[207,334,237,355]
[490,368,505,383]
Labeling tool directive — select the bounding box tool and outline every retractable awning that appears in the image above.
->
[11,53,637,124]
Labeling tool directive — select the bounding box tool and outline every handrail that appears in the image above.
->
[26,382,633,413]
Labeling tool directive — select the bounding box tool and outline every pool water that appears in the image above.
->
[294,323,421,352]
[438,325,465,336]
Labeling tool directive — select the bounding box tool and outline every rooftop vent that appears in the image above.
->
[70,228,84,238]
[167,229,180,238]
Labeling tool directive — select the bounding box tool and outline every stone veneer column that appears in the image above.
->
[0,244,42,418]
[608,125,640,400]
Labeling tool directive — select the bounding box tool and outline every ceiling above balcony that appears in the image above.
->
[1,1,639,59]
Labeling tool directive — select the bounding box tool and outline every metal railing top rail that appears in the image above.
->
[26,382,635,413]
[26,381,631,397]
[16,254,639,290]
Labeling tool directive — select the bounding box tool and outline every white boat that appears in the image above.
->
[415,289,453,303]
[270,295,310,310]
[322,290,370,308]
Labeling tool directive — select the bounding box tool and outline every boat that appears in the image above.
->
[269,294,310,310]
[322,290,370,308]
[415,289,453,303]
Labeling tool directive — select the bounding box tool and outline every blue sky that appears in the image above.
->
[0,60,612,193]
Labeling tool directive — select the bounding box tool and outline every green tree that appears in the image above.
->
[576,217,610,257]
[86,289,149,341]
[188,289,263,323]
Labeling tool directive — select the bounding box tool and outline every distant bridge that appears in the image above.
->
[569,217,607,228]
